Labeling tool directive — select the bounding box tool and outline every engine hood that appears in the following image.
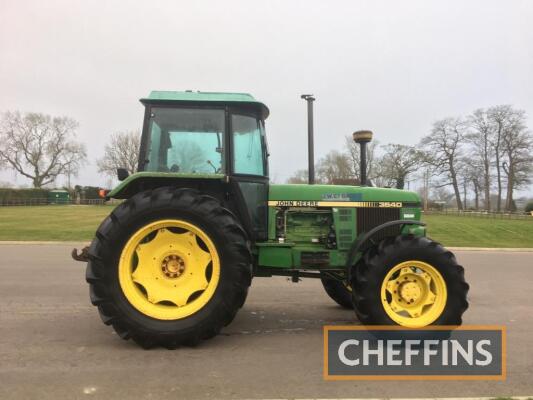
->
[268,184,420,205]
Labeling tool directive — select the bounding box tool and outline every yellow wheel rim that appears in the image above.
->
[380,260,447,328]
[118,219,220,320]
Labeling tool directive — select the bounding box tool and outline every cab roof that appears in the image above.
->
[140,91,269,118]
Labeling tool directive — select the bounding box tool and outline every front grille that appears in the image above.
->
[356,208,401,242]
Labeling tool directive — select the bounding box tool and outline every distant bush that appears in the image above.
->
[0,188,49,202]
[525,201,533,213]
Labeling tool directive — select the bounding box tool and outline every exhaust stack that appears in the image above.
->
[352,130,373,186]
[301,94,315,185]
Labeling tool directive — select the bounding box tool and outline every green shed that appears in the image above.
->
[48,190,70,204]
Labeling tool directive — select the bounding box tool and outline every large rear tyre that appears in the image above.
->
[86,187,252,348]
[350,235,469,327]
[320,274,353,309]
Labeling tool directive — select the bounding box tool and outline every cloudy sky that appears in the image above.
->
[1,0,532,192]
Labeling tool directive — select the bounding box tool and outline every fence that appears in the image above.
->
[0,198,122,206]
[424,209,532,220]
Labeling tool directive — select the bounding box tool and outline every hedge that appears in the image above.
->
[0,188,49,202]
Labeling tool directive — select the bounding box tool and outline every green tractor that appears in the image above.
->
[75,91,468,348]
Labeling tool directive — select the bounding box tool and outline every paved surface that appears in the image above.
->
[1,245,532,400]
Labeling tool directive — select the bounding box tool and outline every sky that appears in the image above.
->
[1,0,532,194]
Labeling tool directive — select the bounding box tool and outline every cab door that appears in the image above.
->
[228,110,269,241]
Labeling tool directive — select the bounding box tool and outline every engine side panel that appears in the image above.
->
[257,184,423,271]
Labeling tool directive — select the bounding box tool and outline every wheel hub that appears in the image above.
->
[398,280,422,303]
[161,254,186,278]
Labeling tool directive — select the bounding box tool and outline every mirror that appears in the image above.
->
[117,168,129,181]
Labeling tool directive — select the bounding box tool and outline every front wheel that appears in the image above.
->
[350,235,469,327]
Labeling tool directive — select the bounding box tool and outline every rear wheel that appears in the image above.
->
[86,187,252,348]
[320,274,353,309]
[350,235,469,327]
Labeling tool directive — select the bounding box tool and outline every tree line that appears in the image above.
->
[0,111,140,188]
[1,106,531,211]
[288,105,533,212]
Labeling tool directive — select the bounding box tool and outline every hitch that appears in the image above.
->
[72,246,90,262]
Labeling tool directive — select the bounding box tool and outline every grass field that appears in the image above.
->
[423,214,533,248]
[0,205,113,241]
[0,205,532,247]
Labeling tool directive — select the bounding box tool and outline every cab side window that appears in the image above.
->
[232,114,265,176]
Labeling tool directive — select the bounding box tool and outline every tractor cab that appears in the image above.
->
[131,91,270,239]
[138,91,269,177]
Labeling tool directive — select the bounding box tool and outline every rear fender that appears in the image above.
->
[105,172,256,239]
[106,172,226,199]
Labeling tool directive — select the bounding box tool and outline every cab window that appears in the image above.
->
[232,114,265,176]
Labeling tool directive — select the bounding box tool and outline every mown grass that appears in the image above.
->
[423,214,533,248]
[0,205,532,247]
[0,205,113,241]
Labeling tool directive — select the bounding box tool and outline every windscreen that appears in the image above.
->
[144,107,225,174]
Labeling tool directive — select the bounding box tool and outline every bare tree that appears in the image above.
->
[97,130,140,176]
[467,109,494,210]
[500,109,533,211]
[487,105,513,211]
[462,158,484,210]
[420,118,466,210]
[316,150,353,184]
[430,187,455,208]
[379,144,423,189]
[0,111,87,188]
[286,169,309,184]
[370,161,394,188]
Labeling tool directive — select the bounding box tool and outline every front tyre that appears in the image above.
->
[350,235,469,327]
[86,187,252,348]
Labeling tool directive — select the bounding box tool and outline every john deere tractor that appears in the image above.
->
[75,91,468,348]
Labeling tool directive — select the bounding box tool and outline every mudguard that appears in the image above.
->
[345,219,426,269]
